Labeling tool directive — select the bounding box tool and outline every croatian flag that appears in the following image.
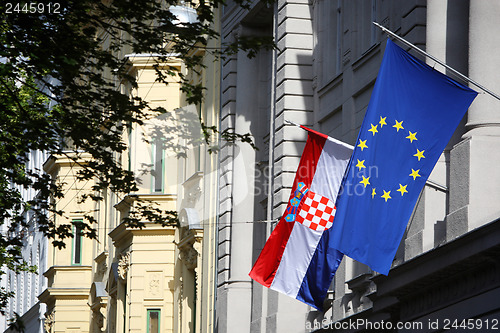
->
[249,126,353,310]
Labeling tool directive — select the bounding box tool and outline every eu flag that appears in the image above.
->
[331,39,478,275]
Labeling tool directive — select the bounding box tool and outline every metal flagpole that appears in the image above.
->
[373,22,500,102]
[284,119,449,191]
[284,119,301,128]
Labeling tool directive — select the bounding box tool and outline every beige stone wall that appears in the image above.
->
[41,155,96,333]
[125,57,182,195]
[40,5,219,332]
[109,221,177,333]
[174,7,220,333]
[40,56,184,333]
[107,54,183,332]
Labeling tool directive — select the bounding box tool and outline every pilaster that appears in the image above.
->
[447,0,500,239]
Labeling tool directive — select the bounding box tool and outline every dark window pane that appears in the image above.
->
[148,310,159,333]
[73,222,82,264]
[154,140,163,192]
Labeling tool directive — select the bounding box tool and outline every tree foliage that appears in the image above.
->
[0,0,274,315]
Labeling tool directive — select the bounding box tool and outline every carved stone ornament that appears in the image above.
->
[93,309,105,332]
[98,260,108,276]
[187,186,201,205]
[179,246,198,270]
[117,251,131,281]
[148,273,161,296]
[44,311,55,333]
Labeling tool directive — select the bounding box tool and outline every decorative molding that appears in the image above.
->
[117,251,130,281]
[149,276,160,295]
[95,252,108,280]
[98,260,107,276]
[92,308,105,332]
[44,310,55,333]
[344,273,375,315]
[179,246,198,270]
[187,186,202,205]
[145,271,163,299]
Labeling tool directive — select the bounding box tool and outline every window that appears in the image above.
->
[152,138,164,193]
[355,0,378,56]
[147,309,160,333]
[317,0,343,86]
[127,123,132,171]
[72,220,83,265]
[335,0,342,74]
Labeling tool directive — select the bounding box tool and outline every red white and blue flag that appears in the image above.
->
[249,126,352,310]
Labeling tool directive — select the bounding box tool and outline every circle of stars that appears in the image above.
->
[355,116,426,203]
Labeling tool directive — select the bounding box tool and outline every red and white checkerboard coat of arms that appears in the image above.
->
[295,188,336,232]
[284,182,336,232]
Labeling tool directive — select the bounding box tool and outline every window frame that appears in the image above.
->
[151,138,165,193]
[71,220,83,265]
[146,308,161,333]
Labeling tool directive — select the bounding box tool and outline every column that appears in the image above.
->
[447,0,500,240]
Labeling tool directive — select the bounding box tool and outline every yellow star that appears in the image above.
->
[379,116,387,128]
[368,124,378,136]
[381,190,392,202]
[359,175,370,188]
[358,139,368,151]
[406,131,417,143]
[393,120,404,132]
[409,169,421,180]
[371,188,376,199]
[414,149,425,161]
[356,159,366,171]
[397,184,408,196]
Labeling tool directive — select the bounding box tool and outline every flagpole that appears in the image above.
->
[285,119,449,191]
[284,119,301,127]
[373,22,500,102]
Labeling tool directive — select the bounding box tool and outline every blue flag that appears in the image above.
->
[331,39,478,275]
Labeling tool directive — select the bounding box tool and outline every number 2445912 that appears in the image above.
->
[5,3,61,14]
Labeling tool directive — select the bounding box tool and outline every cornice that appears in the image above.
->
[94,251,108,265]
[109,221,176,247]
[42,152,93,174]
[373,218,500,296]
[38,287,91,303]
[44,265,92,279]
[42,288,91,298]
[114,193,177,213]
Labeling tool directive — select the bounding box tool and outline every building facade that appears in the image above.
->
[37,41,220,333]
[217,0,500,332]
[4,1,500,332]
[2,4,221,333]
[1,150,49,333]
